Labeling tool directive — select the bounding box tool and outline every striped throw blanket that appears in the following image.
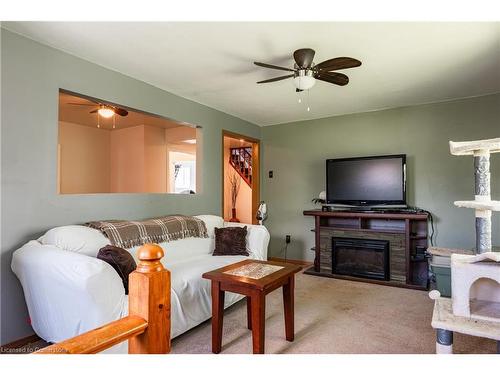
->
[86,215,208,249]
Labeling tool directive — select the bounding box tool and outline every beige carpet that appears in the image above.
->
[171,270,497,354]
[12,270,496,354]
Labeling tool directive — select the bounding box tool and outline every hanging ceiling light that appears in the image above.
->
[293,69,316,91]
[97,106,115,118]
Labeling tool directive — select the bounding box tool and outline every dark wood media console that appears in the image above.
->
[303,209,429,290]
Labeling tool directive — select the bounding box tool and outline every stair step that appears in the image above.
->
[229,147,253,187]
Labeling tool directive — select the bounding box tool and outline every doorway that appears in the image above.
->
[222,130,260,225]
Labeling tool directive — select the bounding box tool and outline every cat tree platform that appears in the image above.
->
[454,200,500,211]
[449,137,500,155]
[430,293,500,354]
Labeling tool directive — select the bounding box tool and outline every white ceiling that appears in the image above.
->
[4,22,500,126]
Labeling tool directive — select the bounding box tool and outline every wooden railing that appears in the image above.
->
[230,147,252,186]
[35,244,171,354]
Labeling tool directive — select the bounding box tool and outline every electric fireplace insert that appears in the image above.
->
[332,237,390,280]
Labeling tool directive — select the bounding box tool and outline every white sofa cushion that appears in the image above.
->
[163,253,248,338]
[125,215,224,264]
[39,225,110,257]
[194,215,223,238]
[127,237,213,265]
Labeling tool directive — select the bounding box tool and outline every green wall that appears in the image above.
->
[262,93,500,261]
[0,30,260,344]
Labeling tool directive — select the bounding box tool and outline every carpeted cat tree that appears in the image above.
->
[429,137,500,354]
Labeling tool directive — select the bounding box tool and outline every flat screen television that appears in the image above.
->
[326,154,406,207]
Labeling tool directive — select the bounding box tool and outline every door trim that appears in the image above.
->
[222,130,260,225]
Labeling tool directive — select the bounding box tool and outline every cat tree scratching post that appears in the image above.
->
[450,137,500,254]
[429,137,500,354]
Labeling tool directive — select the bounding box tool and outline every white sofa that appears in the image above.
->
[11,215,269,353]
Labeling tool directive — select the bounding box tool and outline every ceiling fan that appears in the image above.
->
[67,102,129,118]
[254,48,361,91]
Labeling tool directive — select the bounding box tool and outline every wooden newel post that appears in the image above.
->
[128,243,171,354]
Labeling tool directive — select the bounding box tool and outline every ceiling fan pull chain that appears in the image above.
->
[97,112,100,128]
[307,89,311,112]
[113,116,116,129]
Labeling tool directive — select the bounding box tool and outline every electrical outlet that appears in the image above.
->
[285,235,291,244]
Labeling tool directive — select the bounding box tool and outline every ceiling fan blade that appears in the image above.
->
[254,62,295,72]
[315,57,361,72]
[257,74,294,84]
[113,107,129,116]
[293,48,315,68]
[89,109,98,114]
[314,72,349,86]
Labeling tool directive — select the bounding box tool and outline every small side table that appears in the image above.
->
[430,296,500,354]
[202,259,302,354]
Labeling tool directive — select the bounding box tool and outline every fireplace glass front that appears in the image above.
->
[332,237,390,280]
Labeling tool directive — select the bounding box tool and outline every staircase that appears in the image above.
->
[229,147,252,186]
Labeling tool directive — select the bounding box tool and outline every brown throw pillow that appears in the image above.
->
[213,226,249,256]
[97,245,137,294]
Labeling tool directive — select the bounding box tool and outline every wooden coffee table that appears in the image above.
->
[202,259,302,354]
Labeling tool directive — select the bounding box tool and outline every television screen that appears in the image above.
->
[326,155,406,206]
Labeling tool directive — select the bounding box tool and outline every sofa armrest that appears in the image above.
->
[224,222,270,260]
[11,241,127,344]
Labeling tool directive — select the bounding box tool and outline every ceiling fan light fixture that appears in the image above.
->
[293,70,316,91]
[97,107,115,118]
[254,50,361,92]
